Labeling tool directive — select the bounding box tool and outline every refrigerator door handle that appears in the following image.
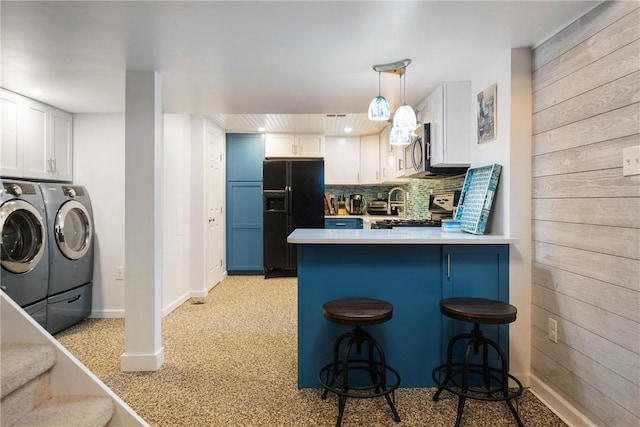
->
[286,186,292,214]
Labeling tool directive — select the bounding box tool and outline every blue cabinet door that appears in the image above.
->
[226,134,264,273]
[441,244,510,365]
[324,218,363,229]
[226,134,264,181]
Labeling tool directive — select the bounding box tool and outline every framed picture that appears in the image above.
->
[477,84,497,143]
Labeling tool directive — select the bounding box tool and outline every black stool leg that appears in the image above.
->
[322,331,353,399]
[368,336,401,422]
[493,339,525,427]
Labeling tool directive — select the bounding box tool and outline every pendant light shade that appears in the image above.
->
[368,72,390,121]
[389,126,413,146]
[392,72,417,130]
[368,96,391,121]
[393,104,417,129]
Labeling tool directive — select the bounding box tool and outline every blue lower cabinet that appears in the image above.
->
[441,244,510,367]
[324,218,363,229]
[295,242,511,388]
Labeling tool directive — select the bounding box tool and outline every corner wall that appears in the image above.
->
[530,2,639,426]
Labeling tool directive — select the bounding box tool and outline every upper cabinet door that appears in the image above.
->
[265,134,296,157]
[428,82,471,168]
[50,108,73,182]
[324,136,359,184]
[0,90,24,178]
[359,134,380,184]
[295,134,324,158]
[22,99,50,179]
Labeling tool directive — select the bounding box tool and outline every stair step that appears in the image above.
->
[1,343,56,398]
[12,395,115,427]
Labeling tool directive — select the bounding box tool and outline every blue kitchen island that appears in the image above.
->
[288,228,518,389]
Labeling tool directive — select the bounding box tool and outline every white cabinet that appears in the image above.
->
[265,133,324,157]
[324,136,359,184]
[359,134,380,184]
[0,89,73,181]
[1,90,24,177]
[325,135,382,185]
[378,126,406,182]
[425,82,471,167]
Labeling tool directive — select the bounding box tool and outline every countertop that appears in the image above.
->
[288,228,519,245]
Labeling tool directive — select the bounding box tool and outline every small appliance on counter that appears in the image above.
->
[367,199,397,215]
[348,194,365,215]
[428,191,461,222]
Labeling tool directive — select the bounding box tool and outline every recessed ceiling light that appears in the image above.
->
[258,127,266,132]
[30,89,46,96]
[344,127,352,132]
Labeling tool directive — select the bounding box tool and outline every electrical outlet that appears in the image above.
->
[548,318,558,343]
[116,266,125,281]
[622,145,640,176]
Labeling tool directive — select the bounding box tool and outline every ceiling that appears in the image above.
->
[1,1,601,136]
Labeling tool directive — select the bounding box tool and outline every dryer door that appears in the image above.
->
[55,200,93,260]
[0,200,46,273]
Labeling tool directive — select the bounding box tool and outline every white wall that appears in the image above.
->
[161,114,192,315]
[469,48,533,383]
[74,114,126,316]
[74,113,194,317]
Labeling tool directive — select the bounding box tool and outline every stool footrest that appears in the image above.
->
[432,363,523,402]
[319,359,401,398]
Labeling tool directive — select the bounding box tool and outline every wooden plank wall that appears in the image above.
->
[531,2,639,426]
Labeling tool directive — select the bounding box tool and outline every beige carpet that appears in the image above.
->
[56,275,566,427]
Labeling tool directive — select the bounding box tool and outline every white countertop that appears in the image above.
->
[288,228,519,245]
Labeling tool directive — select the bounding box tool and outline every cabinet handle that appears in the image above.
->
[383,167,386,178]
[335,222,347,227]
[52,158,57,172]
[376,171,379,180]
[447,253,451,278]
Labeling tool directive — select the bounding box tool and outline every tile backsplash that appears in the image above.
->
[325,175,465,218]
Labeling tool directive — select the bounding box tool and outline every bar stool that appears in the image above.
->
[319,297,401,427]
[432,297,524,427]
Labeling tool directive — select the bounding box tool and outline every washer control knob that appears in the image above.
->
[64,187,76,198]
[6,183,22,196]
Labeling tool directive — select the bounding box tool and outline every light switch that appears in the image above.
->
[622,145,640,176]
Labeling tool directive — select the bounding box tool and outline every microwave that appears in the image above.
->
[403,123,469,178]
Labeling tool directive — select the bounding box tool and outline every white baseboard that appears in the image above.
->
[529,374,597,427]
[90,309,125,318]
[120,347,165,372]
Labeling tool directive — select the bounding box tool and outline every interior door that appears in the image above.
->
[206,123,223,288]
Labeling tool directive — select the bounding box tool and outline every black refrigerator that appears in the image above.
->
[263,158,324,278]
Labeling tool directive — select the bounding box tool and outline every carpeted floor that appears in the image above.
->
[56,275,566,427]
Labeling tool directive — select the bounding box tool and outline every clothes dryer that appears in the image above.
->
[0,179,49,308]
[40,184,94,296]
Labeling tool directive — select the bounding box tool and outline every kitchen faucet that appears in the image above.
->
[387,187,406,216]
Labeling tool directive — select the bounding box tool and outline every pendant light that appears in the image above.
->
[389,126,413,146]
[368,71,390,121]
[392,70,417,130]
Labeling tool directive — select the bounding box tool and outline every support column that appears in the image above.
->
[121,71,165,371]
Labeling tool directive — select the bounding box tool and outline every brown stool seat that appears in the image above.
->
[440,297,517,325]
[323,297,393,326]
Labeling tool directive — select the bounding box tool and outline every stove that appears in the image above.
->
[371,219,442,229]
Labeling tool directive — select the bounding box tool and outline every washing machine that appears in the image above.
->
[0,179,49,326]
[40,183,94,333]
